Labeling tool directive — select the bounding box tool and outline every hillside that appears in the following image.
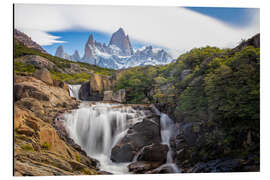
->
[14,37,114,84]
[115,34,260,171]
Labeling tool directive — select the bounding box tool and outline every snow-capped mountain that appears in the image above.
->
[55,45,80,61]
[55,28,174,69]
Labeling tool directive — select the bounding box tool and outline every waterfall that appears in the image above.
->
[159,113,181,173]
[63,102,145,174]
[68,84,81,100]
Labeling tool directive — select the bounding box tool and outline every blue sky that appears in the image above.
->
[15,5,259,58]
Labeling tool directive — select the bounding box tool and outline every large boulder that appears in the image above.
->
[79,73,113,101]
[90,73,112,94]
[137,143,169,163]
[111,115,161,162]
[33,68,53,85]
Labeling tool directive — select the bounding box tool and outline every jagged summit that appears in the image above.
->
[71,50,80,61]
[87,34,95,46]
[55,45,64,57]
[54,28,173,69]
[109,28,134,56]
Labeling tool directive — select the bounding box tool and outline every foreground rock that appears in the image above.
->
[111,106,162,162]
[137,143,168,162]
[128,161,162,174]
[14,75,100,176]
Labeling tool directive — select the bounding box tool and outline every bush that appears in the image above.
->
[21,144,34,151]
[41,141,51,150]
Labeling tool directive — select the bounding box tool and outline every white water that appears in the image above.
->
[63,102,145,174]
[68,84,81,100]
[160,113,181,173]
[65,86,180,173]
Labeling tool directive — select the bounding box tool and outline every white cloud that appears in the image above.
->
[18,29,67,46]
[14,4,259,57]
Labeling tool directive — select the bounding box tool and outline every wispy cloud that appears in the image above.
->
[14,4,259,57]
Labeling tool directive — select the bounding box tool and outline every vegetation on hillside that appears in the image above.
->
[115,39,260,163]
[14,40,114,84]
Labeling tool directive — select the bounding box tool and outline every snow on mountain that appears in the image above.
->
[55,28,174,69]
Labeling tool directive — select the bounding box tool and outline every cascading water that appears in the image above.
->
[63,102,145,174]
[159,113,181,173]
[68,84,81,100]
[64,85,180,173]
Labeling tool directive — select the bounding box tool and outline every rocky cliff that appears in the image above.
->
[14,73,101,176]
[109,27,134,56]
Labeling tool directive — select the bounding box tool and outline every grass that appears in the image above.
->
[50,71,91,84]
[21,144,34,151]
[14,40,114,76]
[41,141,51,150]
[14,60,36,74]
[75,154,81,162]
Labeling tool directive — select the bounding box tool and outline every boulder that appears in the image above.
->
[90,73,112,94]
[33,68,53,85]
[137,143,169,163]
[110,143,134,162]
[79,73,113,101]
[111,117,161,162]
[128,161,162,173]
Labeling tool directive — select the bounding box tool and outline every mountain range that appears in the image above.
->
[55,28,174,69]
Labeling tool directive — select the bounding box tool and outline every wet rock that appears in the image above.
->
[128,161,162,173]
[146,164,182,174]
[111,114,161,162]
[110,143,134,162]
[137,143,169,163]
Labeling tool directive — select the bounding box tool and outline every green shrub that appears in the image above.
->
[21,144,34,151]
[75,154,81,162]
[41,142,51,150]
[14,60,35,74]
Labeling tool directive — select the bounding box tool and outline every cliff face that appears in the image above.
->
[78,73,115,101]
[109,28,134,56]
[14,74,101,176]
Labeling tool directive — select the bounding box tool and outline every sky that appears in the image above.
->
[14,4,260,58]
